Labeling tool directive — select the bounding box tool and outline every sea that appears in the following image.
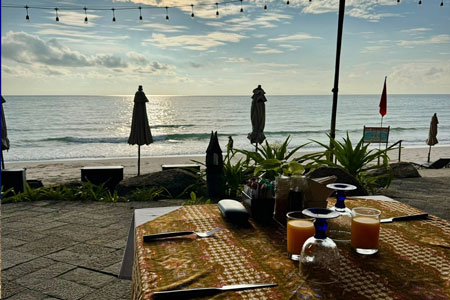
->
[2,94,449,162]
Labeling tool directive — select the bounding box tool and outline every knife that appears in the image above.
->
[152,283,277,299]
[380,213,428,224]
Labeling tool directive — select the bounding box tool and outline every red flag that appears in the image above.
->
[379,76,387,117]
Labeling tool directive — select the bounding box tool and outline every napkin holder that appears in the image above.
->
[303,176,337,208]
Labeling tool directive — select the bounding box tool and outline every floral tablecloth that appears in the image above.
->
[132,199,450,300]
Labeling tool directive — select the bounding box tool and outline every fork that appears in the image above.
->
[143,227,223,242]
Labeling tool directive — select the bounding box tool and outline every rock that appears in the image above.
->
[117,169,198,197]
[367,162,421,179]
[306,167,368,196]
[390,162,421,178]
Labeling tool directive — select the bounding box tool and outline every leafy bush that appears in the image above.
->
[129,187,172,202]
[182,191,210,206]
[237,136,308,181]
[304,133,393,192]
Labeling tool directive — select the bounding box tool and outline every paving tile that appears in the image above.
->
[59,267,116,289]
[5,288,48,300]
[1,236,27,249]
[32,278,94,300]
[80,279,131,300]
[3,257,56,281]
[15,235,79,256]
[2,249,38,270]
[1,279,25,299]
[28,221,68,232]
[42,224,101,242]
[102,261,122,275]
[3,229,47,242]
[16,262,76,288]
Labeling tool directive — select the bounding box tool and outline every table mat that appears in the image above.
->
[133,199,450,300]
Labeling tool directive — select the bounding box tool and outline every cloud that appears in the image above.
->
[226,57,252,63]
[397,34,450,47]
[401,28,432,34]
[300,0,399,21]
[254,48,283,54]
[268,33,321,42]
[1,31,175,75]
[389,60,450,89]
[140,23,188,33]
[144,31,246,50]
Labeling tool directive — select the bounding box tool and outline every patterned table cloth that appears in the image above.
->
[132,199,450,300]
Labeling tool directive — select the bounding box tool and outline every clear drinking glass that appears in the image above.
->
[351,207,381,255]
[300,208,340,284]
[286,211,314,261]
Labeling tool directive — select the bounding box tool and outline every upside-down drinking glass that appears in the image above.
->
[300,208,340,284]
[326,183,357,242]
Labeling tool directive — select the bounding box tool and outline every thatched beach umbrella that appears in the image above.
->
[1,96,10,169]
[426,113,438,163]
[247,85,267,150]
[128,85,153,176]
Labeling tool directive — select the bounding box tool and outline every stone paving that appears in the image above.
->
[1,200,183,300]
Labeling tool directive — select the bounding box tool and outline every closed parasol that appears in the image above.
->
[426,113,438,163]
[247,85,267,147]
[2,96,10,169]
[128,85,153,175]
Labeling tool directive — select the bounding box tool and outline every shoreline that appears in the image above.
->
[5,144,450,165]
[3,145,449,187]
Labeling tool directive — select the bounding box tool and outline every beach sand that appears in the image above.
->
[4,145,450,186]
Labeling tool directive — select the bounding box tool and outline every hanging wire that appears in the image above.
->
[240,0,243,12]
[25,5,30,22]
[165,6,169,21]
[216,2,219,16]
[55,7,59,22]
[112,8,116,22]
[440,0,443,6]
[287,0,290,5]
[264,0,267,10]
[84,7,88,23]
[191,4,195,18]
[139,6,143,23]
[397,0,400,3]
[418,0,422,5]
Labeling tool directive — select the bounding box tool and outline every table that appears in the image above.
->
[130,198,450,300]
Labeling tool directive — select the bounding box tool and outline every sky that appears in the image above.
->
[1,0,449,95]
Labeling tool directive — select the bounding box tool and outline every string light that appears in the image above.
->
[84,7,88,24]
[2,0,439,26]
[25,5,30,22]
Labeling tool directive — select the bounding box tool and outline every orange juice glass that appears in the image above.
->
[351,207,381,255]
[286,211,315,260]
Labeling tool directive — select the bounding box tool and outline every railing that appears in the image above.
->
[387,140,403,162]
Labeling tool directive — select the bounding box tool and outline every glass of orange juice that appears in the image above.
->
[351,207,381,255]
[286,211,315,260]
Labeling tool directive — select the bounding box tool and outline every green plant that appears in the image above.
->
[236,136,308,181]
[182,191,210,206]
[129,186,172,202]
[222,148,254,198]
[306,133,393,192]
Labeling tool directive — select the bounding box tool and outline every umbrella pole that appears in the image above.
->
[1,151,4,169]
[427,145,431,163]
[138,145,141,176]
[329,0,346,162]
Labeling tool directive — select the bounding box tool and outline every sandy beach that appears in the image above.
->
[4,145,450,186]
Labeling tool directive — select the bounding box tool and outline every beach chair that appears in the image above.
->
[413,158,450,169]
